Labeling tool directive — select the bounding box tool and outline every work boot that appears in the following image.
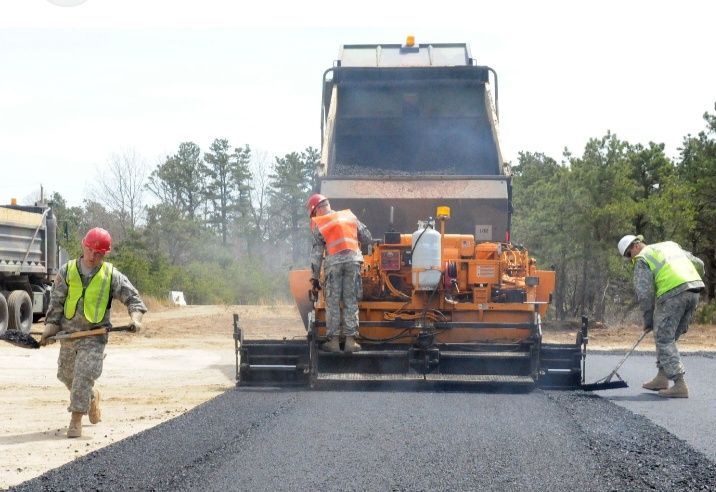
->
[658,375,689,398]
[322,337,340,353]
[89,389,101,424]
[343,336,361,353]
[67,412,83,438]
[642,368,669,391]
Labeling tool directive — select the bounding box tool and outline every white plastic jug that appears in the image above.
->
[411,221,441,291]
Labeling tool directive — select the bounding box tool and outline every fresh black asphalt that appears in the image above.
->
[11,380,716,491]
[586,352,716,462]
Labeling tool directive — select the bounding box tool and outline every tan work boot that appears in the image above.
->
[89,389,101,424]
[642,368,669,391]
[343,336,361,353]
[322,337,340,353]
[67,412,83,438]
[658,375,689,398]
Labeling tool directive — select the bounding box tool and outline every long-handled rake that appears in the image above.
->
[581,330,648,391]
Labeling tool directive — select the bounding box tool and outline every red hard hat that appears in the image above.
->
[307,193,328,217]
[82,227,112,254]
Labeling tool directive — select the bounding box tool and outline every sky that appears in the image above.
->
[1,0,714,206]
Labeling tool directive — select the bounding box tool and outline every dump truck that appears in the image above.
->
[0,199,60,335]
[235,39,587,389]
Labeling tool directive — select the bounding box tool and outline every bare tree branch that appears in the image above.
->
[89,148,148,235]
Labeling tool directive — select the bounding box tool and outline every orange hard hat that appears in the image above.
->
[307,193,328,217]
[82,227,112,254]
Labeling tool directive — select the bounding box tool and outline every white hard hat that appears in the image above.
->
[617,235,638,257]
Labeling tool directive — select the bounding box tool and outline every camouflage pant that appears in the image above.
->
[57,337,105,413]
[653,290,699,379]
[324,261,362,337]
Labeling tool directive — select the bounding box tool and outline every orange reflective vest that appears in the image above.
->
[311,209,360,255]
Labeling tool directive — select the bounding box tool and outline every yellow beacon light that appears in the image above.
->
[405,35,415,47]
[436,206,451,219]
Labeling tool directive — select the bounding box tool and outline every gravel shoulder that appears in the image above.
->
[0,304,303,490]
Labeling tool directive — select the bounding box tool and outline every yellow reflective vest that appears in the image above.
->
[635,242,702,298]
[64,260,114,323]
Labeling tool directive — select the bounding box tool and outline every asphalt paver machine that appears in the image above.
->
[235,39,587,389]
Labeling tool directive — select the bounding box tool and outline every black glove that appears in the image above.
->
[310,278,321,291]
[643,325,653,334]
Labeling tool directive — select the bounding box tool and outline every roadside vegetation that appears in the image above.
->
[512,104,716,323]
[42,104,715,323]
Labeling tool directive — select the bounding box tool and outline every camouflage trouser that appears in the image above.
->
[653,290,700,379]
[324,261,362,337]
[57,336,105,413]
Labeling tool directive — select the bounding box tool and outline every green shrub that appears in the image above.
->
[694,299,716,324]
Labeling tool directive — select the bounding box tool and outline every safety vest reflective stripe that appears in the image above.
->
[311,210,360,255]
[326,237,360,250]
[64,260,114,323]
[636,242,701,298]
[317,216,356,233]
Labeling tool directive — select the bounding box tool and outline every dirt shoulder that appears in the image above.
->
[0,305,713,489]
[543,319,716,352]
[0,304,304,490]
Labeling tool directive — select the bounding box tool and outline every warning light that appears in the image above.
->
[436,206,451,219]
[405,35,415,47]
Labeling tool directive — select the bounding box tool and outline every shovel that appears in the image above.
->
[0,325,136,349]
[581,330,648,391]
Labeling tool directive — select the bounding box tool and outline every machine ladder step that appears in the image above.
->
[424,374,535,384]
[440,351,530,359]
[316,372,535,384]
[317,372,423,381]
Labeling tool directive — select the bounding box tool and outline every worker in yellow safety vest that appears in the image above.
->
[618,234,705,398]
[40,227,146,437]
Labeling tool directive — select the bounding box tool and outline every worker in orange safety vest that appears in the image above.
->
[307,194,372,353]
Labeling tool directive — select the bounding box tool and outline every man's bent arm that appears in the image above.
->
[45,267,69,325]
[633,260,655,330]
[311,228,326,280]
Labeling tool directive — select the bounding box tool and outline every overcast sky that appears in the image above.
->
[1,0,714,206]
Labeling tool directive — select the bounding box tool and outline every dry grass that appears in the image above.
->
[543,320,716,351]
[109,294,180,318]
[141,294,176,312]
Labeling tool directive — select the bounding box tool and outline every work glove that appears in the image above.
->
[128,311,144,333]
[310,278,321,291]
[39,323,61,346]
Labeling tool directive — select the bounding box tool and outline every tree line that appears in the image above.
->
[47,104,715,323]
[512,105,716,323]
[50,139,318,305]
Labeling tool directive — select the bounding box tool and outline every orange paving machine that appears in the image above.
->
[234,39,587,389]
[235,208,587,389]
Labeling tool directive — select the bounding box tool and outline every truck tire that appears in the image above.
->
[0,294,8,335]
[7,290,33,334]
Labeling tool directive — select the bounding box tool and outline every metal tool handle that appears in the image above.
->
[50,325,135,341]
[606,330,648,380]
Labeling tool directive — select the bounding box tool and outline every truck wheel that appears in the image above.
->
[0,294,8,335]
[7,290,33,334]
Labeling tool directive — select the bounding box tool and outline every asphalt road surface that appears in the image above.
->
[586,352,716,462]
[12,375,716,491]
